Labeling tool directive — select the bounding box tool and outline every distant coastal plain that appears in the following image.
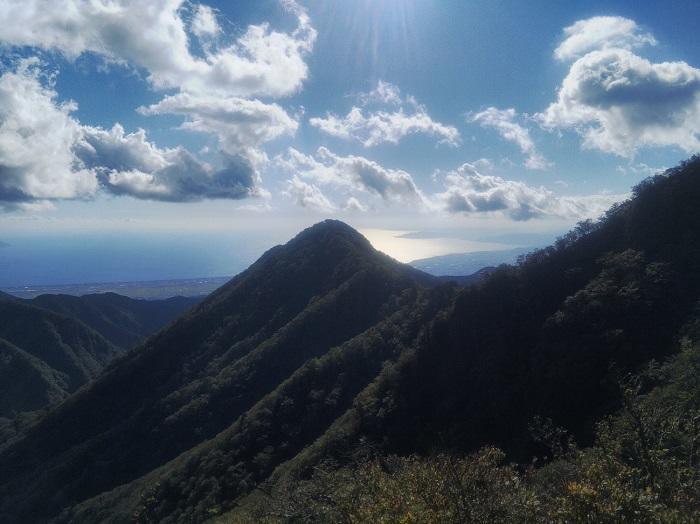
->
[2,276,231,300]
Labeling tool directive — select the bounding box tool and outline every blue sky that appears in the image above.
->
[0,0,699,283]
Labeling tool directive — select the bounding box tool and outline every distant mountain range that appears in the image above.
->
[29,293,200,349]
[0,296,118,420]
[0,293,199,423]
[1,157,700,523]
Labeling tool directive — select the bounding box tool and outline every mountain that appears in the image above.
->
[410,246,531,276]
[435,265,496,285]
[1,157,700,523]
[0,292,199,424]
[362,157,700,458]
[27,293,201,349]
[0,296,119,419]
[0,220,442,523]
[0,338,72,419]
[224,157,700,521]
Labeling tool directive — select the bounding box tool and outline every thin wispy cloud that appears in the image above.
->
[471,107,551,170]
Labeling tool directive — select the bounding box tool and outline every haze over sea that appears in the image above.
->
[0,228,529,290]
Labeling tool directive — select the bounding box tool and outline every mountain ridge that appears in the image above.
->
[0,291,200,427]
[2,157,700,523]
[28,292,200,349]
[0,218,441,523]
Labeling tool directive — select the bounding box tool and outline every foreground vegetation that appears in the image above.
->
[240,336,700,523]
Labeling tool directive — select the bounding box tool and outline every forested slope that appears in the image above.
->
[0,220,440,523]
[0,296,119,419]
[29,293,200,350]
[2,157,700,523]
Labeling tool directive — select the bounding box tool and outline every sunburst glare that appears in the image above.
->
[313,0,421,74]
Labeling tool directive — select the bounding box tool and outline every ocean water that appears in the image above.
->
[0,231,284,288]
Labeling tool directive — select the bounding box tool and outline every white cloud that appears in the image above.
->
[471,107,551,170]
[0,1,316,209]
[555,16,656,62]
[310,81,460,147]
[284,175,336,212]
[0,59,263,209]
[344,196,368,212]
[435,163,624,221]
[472,158,495,171]
[78,124,261,202]
[615,162,665,177]
[191,4,221,40]
[138,93,298,156]
[0,58,97,210]
[277,147,426,206]
[78,124,171,174]
[0,0,316,99]
[358,80,405,106]
[539,48,700,156]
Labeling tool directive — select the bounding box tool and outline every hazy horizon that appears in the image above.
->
[0,221,555,288]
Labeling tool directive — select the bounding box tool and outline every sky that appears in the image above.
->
[0,0,699,285]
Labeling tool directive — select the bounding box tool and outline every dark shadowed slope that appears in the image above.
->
[0,220,440,523]
[0,292,200,422]
[28,293,201,349]
[137,157,700,523]
[3,154,700,524]
[358,157,700,459]
[0,338,69,417]
[0,296,119,419]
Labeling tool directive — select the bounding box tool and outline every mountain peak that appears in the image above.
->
[295,219,366,240]
[286,219,374,253]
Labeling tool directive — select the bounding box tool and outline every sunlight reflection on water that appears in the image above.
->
[359,228,512,262]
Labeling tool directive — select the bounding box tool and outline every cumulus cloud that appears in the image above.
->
[138,93,298,156]
[277,147,426,206]
[284,175,336,212]
[77,124,260,202]
[0,1,315,210]
[541,17,700,156]
[0,0,315,98]
[310,81,460,147]
[555,16,656,62]
[435,162,623,221]
[0,58,96,210]
[77,124,171,174]
[471,107,551,170]
[0,59,263,210]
